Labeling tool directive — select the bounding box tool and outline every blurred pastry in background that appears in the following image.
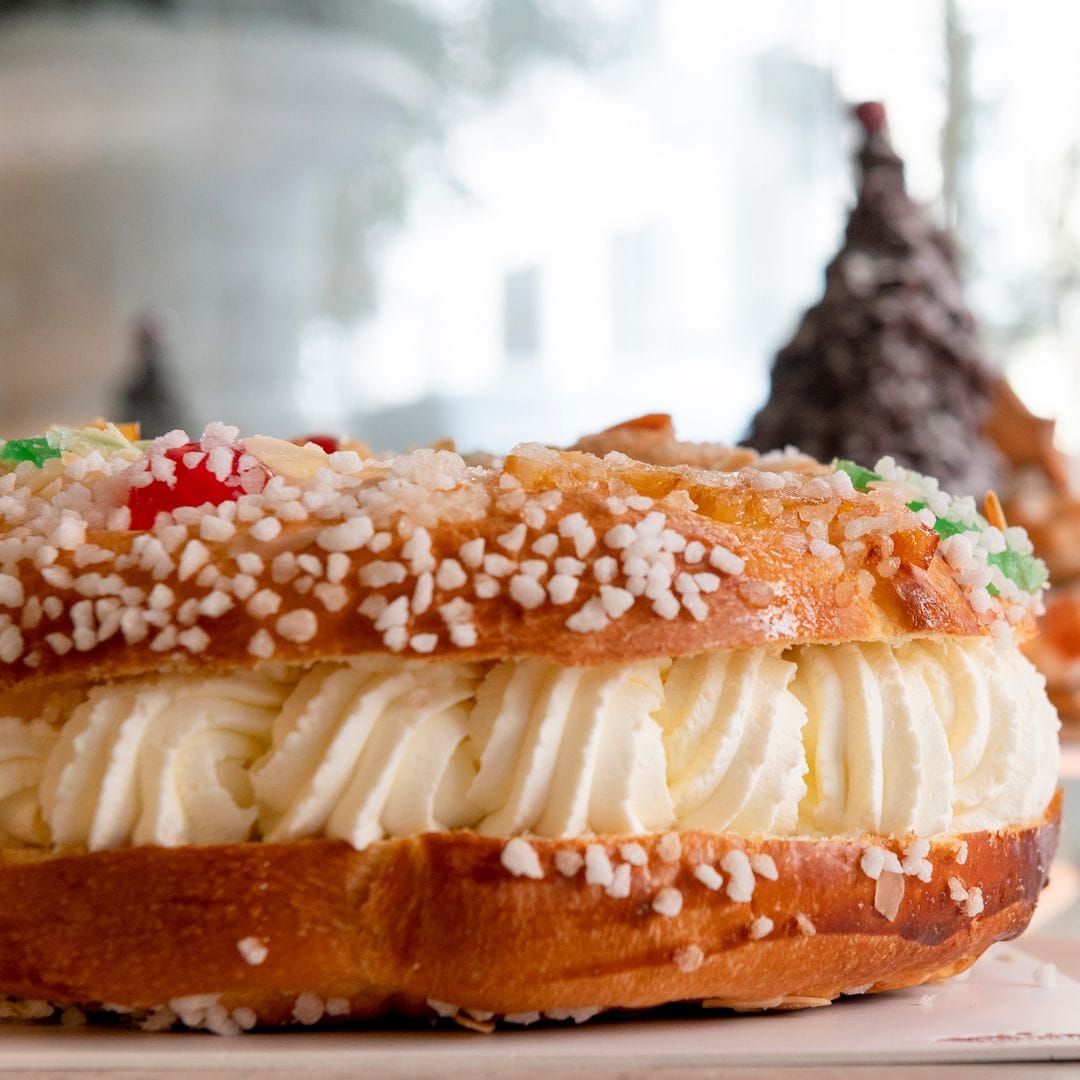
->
[989,383,1080,735]
[989,379,1079,581]
[1025,586,1080,721]
[570,413,817,473]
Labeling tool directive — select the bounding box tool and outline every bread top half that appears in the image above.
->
[0,420,1048,691]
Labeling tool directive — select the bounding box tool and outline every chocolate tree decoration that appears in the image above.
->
[744,101,1004,497]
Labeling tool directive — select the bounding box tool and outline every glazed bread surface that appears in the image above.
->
[0,425,1042,691]
[0,802,1060,1030]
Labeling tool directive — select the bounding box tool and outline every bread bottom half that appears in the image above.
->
[0,794,1061,1031]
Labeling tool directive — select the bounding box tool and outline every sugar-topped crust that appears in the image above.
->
[0,797,1059,1026]
[0,426,1035,691]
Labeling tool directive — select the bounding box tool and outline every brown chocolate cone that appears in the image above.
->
[744,102,1003,497]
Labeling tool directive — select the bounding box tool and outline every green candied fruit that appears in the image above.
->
[833,459,882,492]
[834,460,1047,596]
[929,516,968,541]
[988,549,1048,595]
[0,437,62,467]
[46,423,140,456]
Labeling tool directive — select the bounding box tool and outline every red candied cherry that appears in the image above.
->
[293,434,340,454]
[126,442,268,530]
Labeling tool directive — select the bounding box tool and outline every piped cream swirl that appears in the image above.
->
[657,650,808,834]
[0,637,1060,852]
[38,674,287,850]
[896,640,1059,832]
[467,658,674,836]
[251,658,481,848]
[793,643,953,836]
[0,717,54,844]
[793,639,1058,836]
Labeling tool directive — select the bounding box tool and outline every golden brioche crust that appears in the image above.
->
[0,439,1013,692]
[0,796,1059,1026]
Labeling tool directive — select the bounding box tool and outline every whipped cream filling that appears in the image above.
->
[658,650,808,835]
[39,674,286,850]
[251,658,481,849]
[0,717,54,845]
[901,640,1060,832]
[793,640,1059,835]
[794,642,953,836]
[0,639,1059,851]
[467,658,674,836]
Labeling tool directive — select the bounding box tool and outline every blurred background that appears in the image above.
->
[3,0,1080,454]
